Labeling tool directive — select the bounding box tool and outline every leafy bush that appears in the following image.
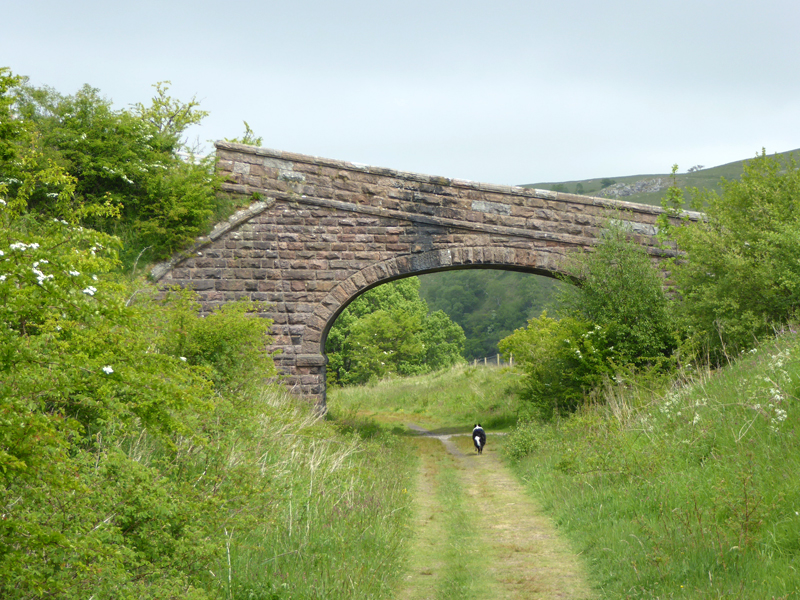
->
[158,288,275,393]
[0,109,267,595]
[326,277,465,386]
[500,313,617,419]
[501,220,676,419]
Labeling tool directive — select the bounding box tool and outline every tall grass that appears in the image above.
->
[211,389,416,599]
[109,386,415,600]
[504,332,800,598]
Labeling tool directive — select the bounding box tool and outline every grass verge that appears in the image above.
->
[216,388,417,599]
[503,332,800,599]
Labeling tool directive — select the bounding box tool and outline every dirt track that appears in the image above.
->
[396,426,594,600]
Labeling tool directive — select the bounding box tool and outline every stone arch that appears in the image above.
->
[153,142,700,409]
[304,245,571,357]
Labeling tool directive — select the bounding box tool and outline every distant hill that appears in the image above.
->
[520,147,800,207]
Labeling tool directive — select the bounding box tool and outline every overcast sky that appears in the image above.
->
[4,0,799,185]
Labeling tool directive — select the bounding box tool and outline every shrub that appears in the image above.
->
[501,220,676,419]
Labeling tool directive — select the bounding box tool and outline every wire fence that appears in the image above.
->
[469,353,514,367]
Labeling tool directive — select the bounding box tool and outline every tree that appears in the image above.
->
[560,220,676,369]
[500,220,676,419]
[130,81,208,152]
[660,151,800,360]
[325,277,465,386]
[419,270,562,360]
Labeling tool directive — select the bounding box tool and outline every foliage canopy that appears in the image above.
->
[8,76,219,268]
[326,277,465,386]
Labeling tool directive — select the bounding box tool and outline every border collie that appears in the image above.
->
[472,424,486,454]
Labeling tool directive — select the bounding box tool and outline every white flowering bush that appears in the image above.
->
[0,72,279,596]
[10,75,220,268]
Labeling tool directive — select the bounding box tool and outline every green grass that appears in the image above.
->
[214,389,417,600]
[503,332,800,599]
[327,364,522,433]
[432,443,490,599]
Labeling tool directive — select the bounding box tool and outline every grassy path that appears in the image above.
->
[396,427,594,600]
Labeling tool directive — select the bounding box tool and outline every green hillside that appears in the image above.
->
[521,147,800,206]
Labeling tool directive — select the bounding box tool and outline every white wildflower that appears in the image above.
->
[102,365,114,374]
[8,242,40,251]
[32,267,54,285]
[82,286,97,296]
[180,357,187,362]
[69,270,80,276]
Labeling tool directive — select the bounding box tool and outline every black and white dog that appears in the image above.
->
[472,424,486,454]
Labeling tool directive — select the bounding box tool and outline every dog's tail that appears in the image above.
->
[474,435,482,449]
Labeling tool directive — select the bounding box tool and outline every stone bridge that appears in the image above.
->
[152,142,687,407]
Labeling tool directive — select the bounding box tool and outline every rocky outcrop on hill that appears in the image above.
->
[594,178,668,198]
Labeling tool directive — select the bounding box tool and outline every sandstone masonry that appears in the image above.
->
[152,142,695,408]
